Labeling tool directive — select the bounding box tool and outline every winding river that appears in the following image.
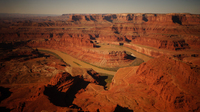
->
[38,45,152,75]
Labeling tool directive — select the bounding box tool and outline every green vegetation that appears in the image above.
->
[120,44,154,59]
[73,61,81,66]
[81,57,144,72]
[81,61,119,72]
[126,51,132,55]
[38,49,62,59]
[99,73,114,89]
[38,49,70,66]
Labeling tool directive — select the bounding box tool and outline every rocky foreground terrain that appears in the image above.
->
[0,13,200,112]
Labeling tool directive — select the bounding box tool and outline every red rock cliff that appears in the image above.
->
[73,56,200,112]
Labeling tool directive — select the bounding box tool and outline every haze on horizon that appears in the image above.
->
[0,0,199,15]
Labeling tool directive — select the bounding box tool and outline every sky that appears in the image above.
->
[0,0,199,15]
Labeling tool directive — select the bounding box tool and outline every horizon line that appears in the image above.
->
[1,12,200,16]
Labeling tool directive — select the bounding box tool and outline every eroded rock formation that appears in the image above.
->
[73,56,200,112]
[1,13,200,65]
[0,45,199,112]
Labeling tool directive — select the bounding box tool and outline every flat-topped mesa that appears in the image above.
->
[76,50,131,68]
[66,13,200,25]
[67,14,86,22]
[68,14,103,22]
[27,33,95,48]
[131,37,190,50]
[65,48,133,68]
[108,51,126,55]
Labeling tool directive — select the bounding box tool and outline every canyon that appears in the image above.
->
[0,13,200,112]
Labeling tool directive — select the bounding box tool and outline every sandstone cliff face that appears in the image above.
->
[73,56,200,112]
[123,43,164,58]
[27,33,94,48]
[131,37,190,50]
[67,13,200,25]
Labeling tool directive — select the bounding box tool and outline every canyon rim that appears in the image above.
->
[0,13,200,112]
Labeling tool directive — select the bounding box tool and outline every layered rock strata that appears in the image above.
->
[1,13,200,66]
[73,56,200,112]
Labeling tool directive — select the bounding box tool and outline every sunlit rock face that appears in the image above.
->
[73,56,200,112]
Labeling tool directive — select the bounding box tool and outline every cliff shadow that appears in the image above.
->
[44,86,67,107]
[125,54,136,60]
[125,38,131,43]
[94,44,101,48]
[1,48,50,62]
[0,87,12,103]
[103,16,113,22]
[0,40,30,50]
[90,16,96,21]
[142,16,148,22]
[87,70,107,89]
[114,105,133,112]
[44,77,89,108]
[172,16,182,25]
[142,14,148,22]
[0,87,12,111]
[89,34,96,40]
[85,16,90,21]
[0,107,12,112]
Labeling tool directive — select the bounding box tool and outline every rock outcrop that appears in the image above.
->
[73,56,200,112]
[0,45,199,112]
